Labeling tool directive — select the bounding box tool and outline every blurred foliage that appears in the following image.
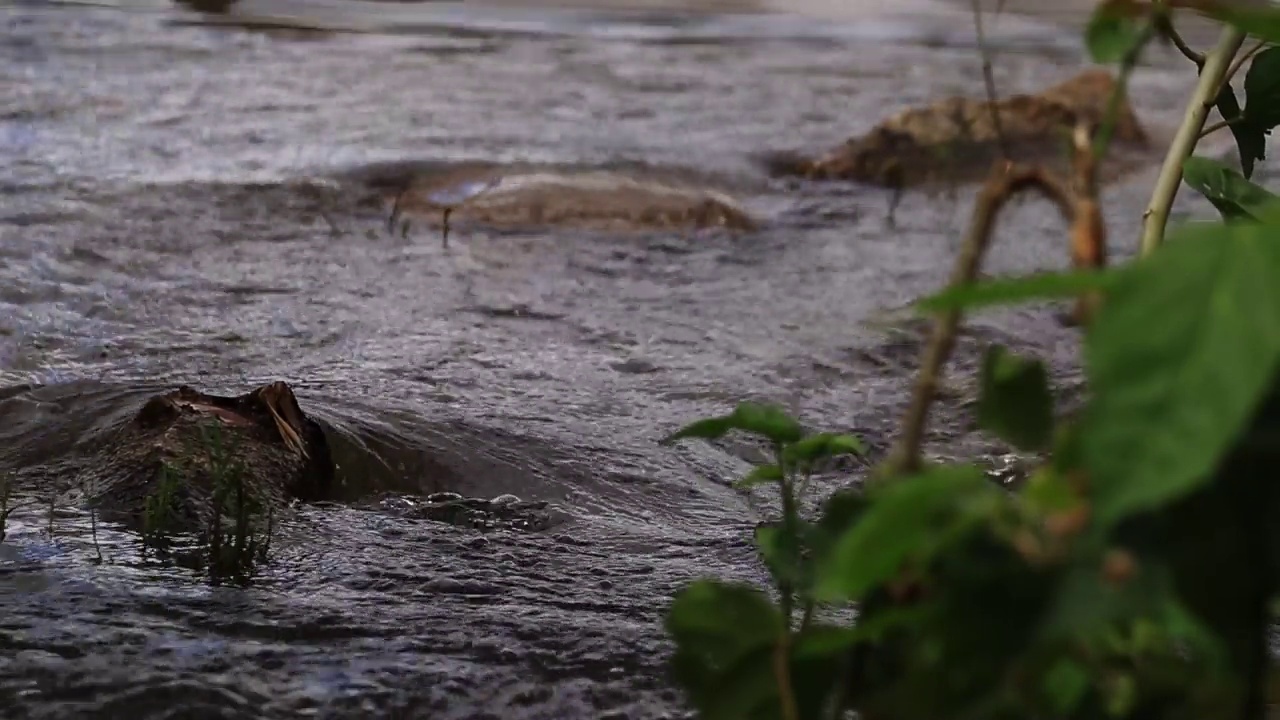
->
[662,6,1280,719]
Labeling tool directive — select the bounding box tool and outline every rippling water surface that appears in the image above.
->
[0,0,1261,717]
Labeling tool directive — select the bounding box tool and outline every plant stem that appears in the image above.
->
[1199,118,1234,139]
[776,447,797,625]
[1093,20,1156,160]
[774,448,801,720]
[1163,20,1204,67]
[1139,25,1245,257]
[773,637,800,720]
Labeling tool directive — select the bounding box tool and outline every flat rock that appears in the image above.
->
[766,68,1155,188]
[344,161,758,234]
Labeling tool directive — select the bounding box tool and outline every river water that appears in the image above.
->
[0,1,1258,718]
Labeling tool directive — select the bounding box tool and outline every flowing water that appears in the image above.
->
[0,0,1264,717]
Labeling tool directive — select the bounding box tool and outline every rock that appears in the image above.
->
[766,69,1152,188]
[79,382,334,534]
[345,161,758,234]
[173,0,239,13]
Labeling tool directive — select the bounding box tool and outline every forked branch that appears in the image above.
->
[882,123,1103,477]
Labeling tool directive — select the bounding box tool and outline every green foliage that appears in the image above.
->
[1085,6,1148,64]
[1210,42,1280,179]
[200,422,272,586]
[1182,156,1279,220]
[977,345,1054,452]
[1084,2,1157,157]
[914,267,1121,315]
[1082,221,1280,527]
[667,403,867,613]
[143,462,183,546]
[660,9,1280,720]
[144,421,274,586]
[663,401,804,446]
[1205,6,1280,46]
[816,464,999,602]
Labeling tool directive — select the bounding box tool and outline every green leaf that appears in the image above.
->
[792,614,929,658]
[734,464,784,490]
[1082,221,1280,527]
[1156,595,1228,668]
[1043,658,1092,716]
[1084,3,1147,63]
[1020,464,1083,515]
[662,402,804,446]
[1105,673,1139,717]
[670,644,780,720]
[915,268,1122,315]
[662,416,736,444]
[792,624,863,658]
[666,582,787,720]
[807,489,872,575]
[727,402,805,445]
[1207,6,1280,46]
[754,523,801,588]
[1182,155,1280,220]
[814,489,870,539]
[815,464,1001,602]
[1211,82,1267,179]
[666,580,783,664]
[977,345,1055,452]
[780,433,866,467]
[1244,47,1280,131]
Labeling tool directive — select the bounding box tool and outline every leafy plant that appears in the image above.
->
[661,404,870,720]
[142,421,274,586]
[143,462,183,548]
[661,4,1280,720]
[200,421,273,586]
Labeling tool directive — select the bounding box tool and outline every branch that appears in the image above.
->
[881,161,1074,478]
[1157,14,1204,67]
[1199,117,1235,138]
[1139,25,1245,257]
[774,637,799,720]
[1067,123,1107,327]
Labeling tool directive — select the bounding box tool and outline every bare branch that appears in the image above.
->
[881,160,1075,477]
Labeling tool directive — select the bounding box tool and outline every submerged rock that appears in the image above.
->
[173,0,238,13]
[78,382,334,533]
[766,69,1152,188]
[345,161,758,234]
[377,491,558,532]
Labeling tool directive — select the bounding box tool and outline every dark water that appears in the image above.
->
[0,1,1253,717]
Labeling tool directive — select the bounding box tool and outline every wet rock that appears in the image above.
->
[173,0,239,14]
[67,382,334,533]
[343,161,758,234]
[610,358,661,375]
[766,69,1152,188]
[379,491,557,532]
